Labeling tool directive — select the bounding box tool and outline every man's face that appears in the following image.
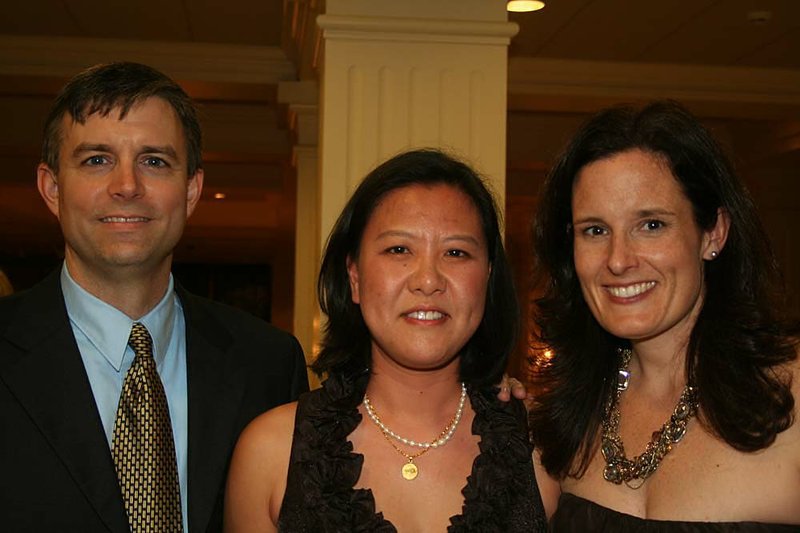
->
[37,96,203,286]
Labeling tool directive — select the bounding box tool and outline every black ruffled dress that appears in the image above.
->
[276,371,548,532]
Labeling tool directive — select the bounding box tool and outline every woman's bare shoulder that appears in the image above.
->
[241,402,299,446]
[230,401,299,488]
[532,448,561,520]
[774,345,800,457]
[224,401,299,533]
[788,344,800,418]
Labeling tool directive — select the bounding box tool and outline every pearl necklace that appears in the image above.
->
[363,382,467,480]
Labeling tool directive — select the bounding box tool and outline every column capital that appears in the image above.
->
[318,15,518,45]
[325,0,509,21]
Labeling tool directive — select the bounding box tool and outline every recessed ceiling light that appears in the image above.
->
[214,193,226,200]
[507,0,545,13]
[747,10,772,25]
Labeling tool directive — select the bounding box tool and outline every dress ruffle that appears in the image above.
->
[450,387,536,532]
[287,370,395,532]
[279,371,545,532]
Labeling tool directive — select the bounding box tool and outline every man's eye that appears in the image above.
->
[143,157,167,168]
[583,226,606,236]
[84,155,108,166]
[644,220,665,231]
[446,249,468,258]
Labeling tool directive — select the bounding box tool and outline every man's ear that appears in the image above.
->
[703,207,731,260]
[346,255,360,304]
[37,163,60,218]
[186,168,204,218]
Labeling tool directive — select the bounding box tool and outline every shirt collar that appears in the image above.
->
[61,263,177,371]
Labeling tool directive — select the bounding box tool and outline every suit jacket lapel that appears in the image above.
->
[0,272,129,532]
[180,289,247,533]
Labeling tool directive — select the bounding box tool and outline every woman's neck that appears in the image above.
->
[627,286,706,394]
[629,335,690,400]
[363,358,465,436]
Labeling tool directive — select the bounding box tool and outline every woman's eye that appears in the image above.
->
[446,249,468,258]
[386,246,408,254]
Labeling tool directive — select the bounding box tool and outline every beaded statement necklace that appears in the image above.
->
[600,349,699,489]
[363,382,467,480]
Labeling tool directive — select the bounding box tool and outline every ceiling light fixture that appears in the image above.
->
[214,192,226,200]
[747,10,771,25]
[507,0,545,12]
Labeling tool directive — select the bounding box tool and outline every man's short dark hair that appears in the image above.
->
[41,61,202,176]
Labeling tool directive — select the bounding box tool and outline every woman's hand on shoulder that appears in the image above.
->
[496,373,530,402]
[224,402,298,533]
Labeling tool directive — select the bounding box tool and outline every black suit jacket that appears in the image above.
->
[0,270,309,532]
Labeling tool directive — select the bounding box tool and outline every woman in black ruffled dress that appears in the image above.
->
[224,149,547,532]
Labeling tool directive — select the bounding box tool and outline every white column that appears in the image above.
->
[317,0,518,247]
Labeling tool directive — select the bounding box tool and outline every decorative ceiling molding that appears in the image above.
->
[282,0,324,80]
[508,57,800,119]
[0,35,296,84]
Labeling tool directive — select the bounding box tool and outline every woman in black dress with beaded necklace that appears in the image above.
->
[224,149,547,532]
[529,101,800,530]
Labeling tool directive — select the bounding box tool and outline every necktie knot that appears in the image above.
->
[128,322,154,360]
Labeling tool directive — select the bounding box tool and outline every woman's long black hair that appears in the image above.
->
[529,101,799,478]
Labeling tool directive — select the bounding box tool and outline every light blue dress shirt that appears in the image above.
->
[61,264,189,531]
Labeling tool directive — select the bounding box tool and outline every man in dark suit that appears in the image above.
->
[0,62,309,532]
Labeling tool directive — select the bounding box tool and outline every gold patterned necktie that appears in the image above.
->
[112,322,183,532]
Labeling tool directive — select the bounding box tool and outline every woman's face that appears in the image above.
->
[348,183,490,373]
[571,149,724,346]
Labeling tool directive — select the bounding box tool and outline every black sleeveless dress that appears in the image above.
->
[551,493,800,532]
[276,371,548,532]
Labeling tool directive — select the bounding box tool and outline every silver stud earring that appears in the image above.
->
[710,250,718,259]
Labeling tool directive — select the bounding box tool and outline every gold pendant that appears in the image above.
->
[401,461,419,480]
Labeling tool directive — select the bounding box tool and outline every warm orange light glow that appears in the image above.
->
[527,347,555,377]
[214,192,226,200]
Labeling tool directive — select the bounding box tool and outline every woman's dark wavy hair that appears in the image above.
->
[529,101,799,479]
[312,149,519,387]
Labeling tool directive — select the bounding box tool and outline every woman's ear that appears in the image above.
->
[703,207,731,260]
[346,255,361,304]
